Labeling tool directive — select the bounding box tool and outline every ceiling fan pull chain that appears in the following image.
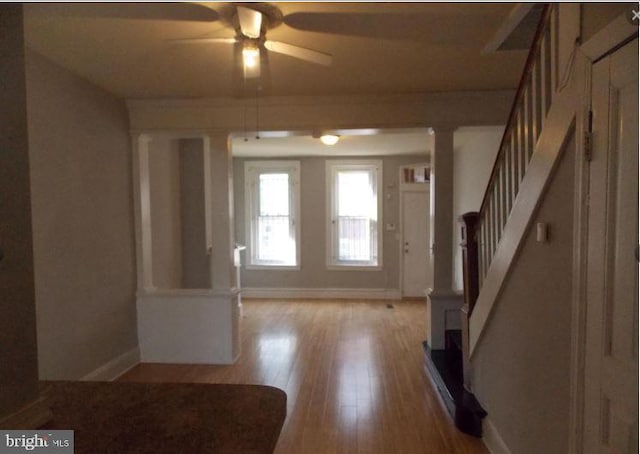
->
[255,87,260,140]
[243,104,248,143]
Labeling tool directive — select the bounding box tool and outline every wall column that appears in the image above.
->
[205,133,236,291]
[136,132,240,364]
[206,132,240,362]
[426,126,463,349]
[131,133,153,291]
[429,126,455,292]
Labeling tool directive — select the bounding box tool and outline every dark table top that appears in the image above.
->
[40,381,287,454]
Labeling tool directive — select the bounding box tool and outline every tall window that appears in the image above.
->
[245,161,300,268]
[327,160,382,268]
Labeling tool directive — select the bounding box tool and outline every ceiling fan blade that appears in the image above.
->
[237,6,262,39]
[28,3,220,22]
[169,37,238,44]
[264,41,332,66]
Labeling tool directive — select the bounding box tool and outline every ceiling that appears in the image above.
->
[23,3,525,158]
[231,128,433,157]
[23,2,530,100]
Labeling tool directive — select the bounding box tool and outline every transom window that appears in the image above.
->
[245,161,300,268]
[326,160,382,268]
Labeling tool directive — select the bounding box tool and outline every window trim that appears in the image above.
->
[244,160,301,270]
[325,160,383,270]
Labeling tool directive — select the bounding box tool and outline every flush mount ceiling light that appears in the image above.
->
[320,134,340,146]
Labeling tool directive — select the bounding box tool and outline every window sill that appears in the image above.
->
[326,264,382,272]
[245,265,300,271]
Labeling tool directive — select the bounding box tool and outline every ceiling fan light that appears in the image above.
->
[320,134,340,146]
[242,45,260,68]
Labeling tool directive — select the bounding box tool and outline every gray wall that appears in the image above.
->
[149,137,183,289]
[26,50,137,380]
[471,134,575,453]
[233,155,426,290]
[148,138,209,289]
[179,139,209,289]
[0,4,40,420]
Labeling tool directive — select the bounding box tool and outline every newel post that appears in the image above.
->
[459,212,479,390]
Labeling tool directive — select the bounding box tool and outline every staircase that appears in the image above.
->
[424,4,564,437]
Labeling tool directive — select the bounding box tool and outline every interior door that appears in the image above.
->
[402,189,431,297]
[584,38,638,453]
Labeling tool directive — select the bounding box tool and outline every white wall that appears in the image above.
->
[26,50,137,380]
[452,126,503,291]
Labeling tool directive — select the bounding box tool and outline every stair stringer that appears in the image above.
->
[468,83,578,356]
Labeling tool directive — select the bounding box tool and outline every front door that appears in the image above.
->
[583,38,638,453]
[402,189,431,297]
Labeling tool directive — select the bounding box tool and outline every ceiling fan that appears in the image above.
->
[174,4,332,83]
[35,2,466,97]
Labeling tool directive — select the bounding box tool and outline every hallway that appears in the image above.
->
[121,299,487,453]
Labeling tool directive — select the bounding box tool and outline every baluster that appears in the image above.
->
[519,105,528,181]
[505,143,513,217]
[488,198,495,260]
[511,129,519,200]
[484,213,490,276]
[525,81,534,162]
[493,184,500,253]
[485,198,491,263]
[495,170,501,241]
[550,6,558,97]
[543,26,552,116]
[523,81,530,164]
[482,222,488,281]
[532,55,542,144]
[479,215,486,279]
[477,223,483,285]
[500,159,508,230]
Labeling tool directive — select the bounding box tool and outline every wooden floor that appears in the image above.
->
[120,299,488,454]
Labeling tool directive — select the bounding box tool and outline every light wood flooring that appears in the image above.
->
[120,299,488,454]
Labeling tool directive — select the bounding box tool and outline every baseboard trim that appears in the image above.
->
[81,347,140,382]
[241,287,402,300]
[0,395,52,429]
[483,416,511,454]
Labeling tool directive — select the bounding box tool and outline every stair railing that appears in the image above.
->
[458,3,557,382]
[470,4,557,299]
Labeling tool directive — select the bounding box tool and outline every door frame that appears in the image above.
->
[569,13,638,453]
[399,165,430,299]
